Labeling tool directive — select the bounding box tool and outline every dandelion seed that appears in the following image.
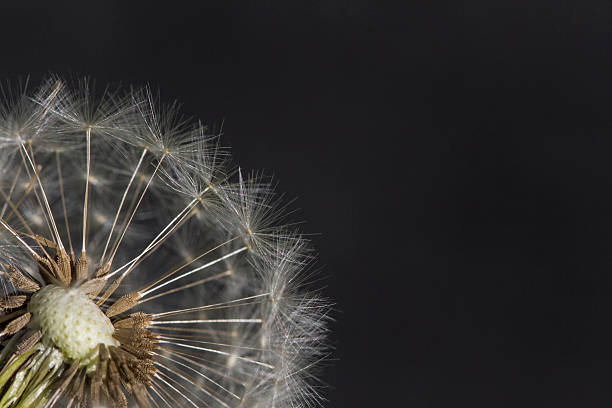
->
[0,78,330,407]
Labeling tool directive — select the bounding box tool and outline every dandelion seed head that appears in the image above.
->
[0,76,330,408]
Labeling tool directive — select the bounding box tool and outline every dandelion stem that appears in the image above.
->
[149,326,236,337]
[154,352,238,404]
[153,373,199,408]
[100,148,147,264]
[138,270,232,304]
[107,154,166,266]
[156,348,250,386]
[154,363,214,407]
[106,195,198,279]
[156,336,268,352]
[5,167,37,226]
[0,219,39,258]
[0,190,36,238]
[148,382,172,407]
[122,198,199,271]
[139,246,247,297]
[156,341,273,369]
[55,150,74,255]
[137,235,243,294]
[18,146,56,246]
[81,127,91,254]
[19,143,64,251]
[0,166,21,220]
[152,293,269,319]
[153,319,263,325]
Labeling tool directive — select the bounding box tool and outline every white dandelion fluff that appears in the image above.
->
[0,77,330,407]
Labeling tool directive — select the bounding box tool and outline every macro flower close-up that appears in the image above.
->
[0,77,329,407]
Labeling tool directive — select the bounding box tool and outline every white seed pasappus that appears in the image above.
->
[0,77,330,408]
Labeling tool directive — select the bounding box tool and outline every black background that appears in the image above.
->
[4,1,612,407]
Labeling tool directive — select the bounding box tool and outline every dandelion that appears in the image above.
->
[0,77,330,407]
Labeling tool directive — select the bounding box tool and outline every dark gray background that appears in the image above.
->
[4,1,612,406]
